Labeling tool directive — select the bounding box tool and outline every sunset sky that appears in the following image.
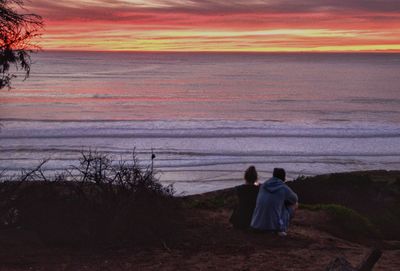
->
[26,0,400,52]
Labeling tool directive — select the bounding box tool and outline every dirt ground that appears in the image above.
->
[0,208,399,271]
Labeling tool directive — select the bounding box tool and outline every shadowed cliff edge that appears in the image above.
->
[0,153,399,270]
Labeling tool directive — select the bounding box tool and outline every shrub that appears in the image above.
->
[301,203,380,242]
[0,151,180,246]
[184,188,237,210]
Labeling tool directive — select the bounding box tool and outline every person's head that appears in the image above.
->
[244,166,258,184]
[273,168,286,181]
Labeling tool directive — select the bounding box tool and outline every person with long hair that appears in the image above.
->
[229,166,260,229]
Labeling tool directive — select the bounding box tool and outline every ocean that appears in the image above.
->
[1,52,400,194]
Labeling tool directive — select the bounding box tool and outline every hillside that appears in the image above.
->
[1,170,400,270]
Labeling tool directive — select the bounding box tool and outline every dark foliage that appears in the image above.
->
[289,171,400,240]
[183,187,238,210]
[301,203,380,242]
[1,0,43,89]
[0,151,181,247]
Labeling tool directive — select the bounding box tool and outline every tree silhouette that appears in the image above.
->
[1,0,42,89]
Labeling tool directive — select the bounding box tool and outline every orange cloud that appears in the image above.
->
[26,0,400,52]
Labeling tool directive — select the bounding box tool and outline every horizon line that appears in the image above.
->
[39,49,400,54]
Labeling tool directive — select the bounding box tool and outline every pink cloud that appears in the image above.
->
[24,0,400,51]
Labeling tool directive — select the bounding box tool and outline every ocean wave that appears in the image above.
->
[1,147,400,158]
[1,131,399,139]
[2,155,399,169]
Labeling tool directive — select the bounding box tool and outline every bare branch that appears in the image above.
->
[20,159,48,182]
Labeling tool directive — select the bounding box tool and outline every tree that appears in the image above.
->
[0,0,42,89]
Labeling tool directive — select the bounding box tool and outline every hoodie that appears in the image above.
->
[250,177,298,232]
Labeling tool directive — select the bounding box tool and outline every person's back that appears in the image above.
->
[230,184,259,229]
[230,166,259,229]
[251,168,298,234]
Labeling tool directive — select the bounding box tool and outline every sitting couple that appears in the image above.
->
[230,166,298,236]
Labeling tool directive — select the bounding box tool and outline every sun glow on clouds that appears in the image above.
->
[27,0,400,52]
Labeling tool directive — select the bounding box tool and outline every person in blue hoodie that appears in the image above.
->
[250,168,298,236]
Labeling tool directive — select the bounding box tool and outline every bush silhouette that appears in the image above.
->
[0,151,180,246]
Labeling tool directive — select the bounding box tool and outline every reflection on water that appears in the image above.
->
[1,52,400,194]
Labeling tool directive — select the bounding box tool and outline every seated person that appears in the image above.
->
[250,168,298,236]
[229,166,260,229]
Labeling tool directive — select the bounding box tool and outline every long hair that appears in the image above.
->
[244,166,258,184]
